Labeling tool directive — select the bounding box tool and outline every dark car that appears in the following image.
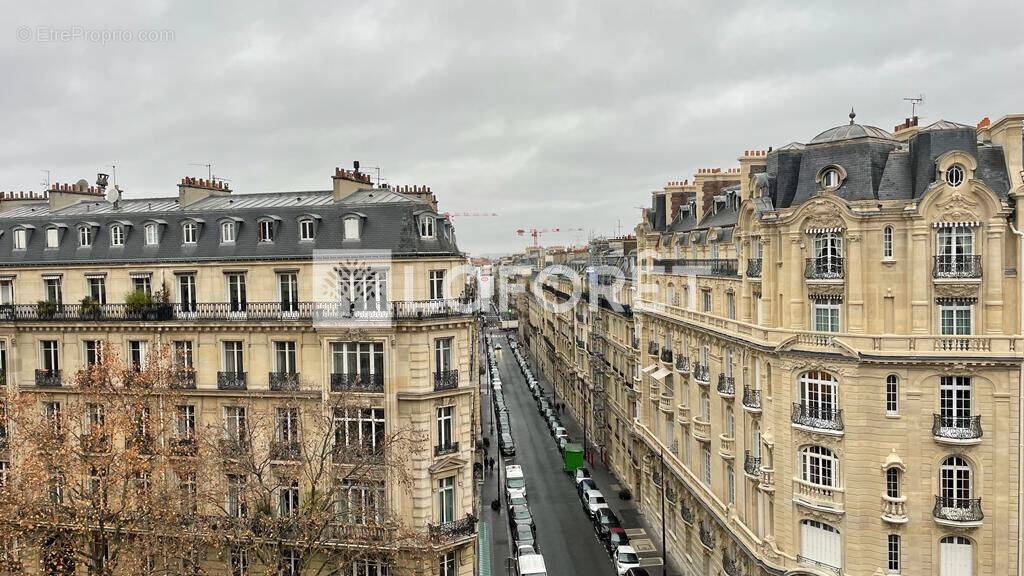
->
[593,508,620,539]
[509,504,535,533]
[578,478,598,505]
[513,522,536,549]
[604,526,630,554]
[500,433,516,456]
[624,569,651,576]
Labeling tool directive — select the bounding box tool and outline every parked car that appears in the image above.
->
[614,546,640,575]
[604,527,630,555]
[552,426,567,438]
[575,467,592,485]
[548,419,561,434]
[509,504,535,533]
[513,524,536,550]
[508,495,528,511]
[500,433,516,456]
[585,490,609,518]
[516,543,536,558]
[505,465,527,499]
[623,568,651,576]
[495,344,502,350]
[577,478,598,504]
[557,436,571,452]
[594,508,621,539]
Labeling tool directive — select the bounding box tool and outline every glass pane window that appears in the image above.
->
[419,216,435,238]
[939,303,972,335]
[87,277,106,304]
[438,476,455,523]
[939,376,972,427]
[144,224,159,245]
[801,445,837,487]
[885,375,899,415]
[223,341,244,373]
[429,270,446,300]
[178,274,197,311]
[221,221,236,243]
[333,407,386,452]
[275,341,296,373]
[45,228,59,248]
[813,299,841,332]
[79,226,92,247]
[330,342,384,378]
[226,274,247,312]
[279,273,298,312]
[110,225,124,246]
[299,219,315,240]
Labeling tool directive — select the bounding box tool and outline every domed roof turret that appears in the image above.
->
[809,109,895,143]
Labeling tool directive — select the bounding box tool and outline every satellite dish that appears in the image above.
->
[104,187,119,204]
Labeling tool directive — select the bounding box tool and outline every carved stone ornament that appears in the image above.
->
[803,202,845,233]
[934,283,980,299]
[935,189,982,222]
[808,284,846,297]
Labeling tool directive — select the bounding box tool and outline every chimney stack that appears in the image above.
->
[179,176,231,208]
[332,162,373,202]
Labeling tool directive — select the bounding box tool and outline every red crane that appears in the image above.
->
[515,227,586,247]
[444,211,499,220]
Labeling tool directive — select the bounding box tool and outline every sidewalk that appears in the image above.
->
[514,338,687,576]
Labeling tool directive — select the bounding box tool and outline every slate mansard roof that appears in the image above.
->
[0,187,462,267]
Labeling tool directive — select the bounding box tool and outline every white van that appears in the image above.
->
[505,464,526,499]
[518,553,547,576]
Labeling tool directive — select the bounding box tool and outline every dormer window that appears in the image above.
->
[419,216,435,238]
[78,226,92,247]
[258,220,274,243]
[945,164,965,187]
[343,217,361,240]
[821,168,841,190]
[221,221,236,243]
[144,224,159,245]
[13,229,26,250]
[299,219,315,241]
[182,222,197,244]
[110,225,125,247]
[45,228,59,249]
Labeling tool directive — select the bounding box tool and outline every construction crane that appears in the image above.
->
[444,211,499,220]
[515,227,586,247]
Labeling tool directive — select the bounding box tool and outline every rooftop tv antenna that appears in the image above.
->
[188,162,213,180]
[903,94,924,117]
[40,169,51,189]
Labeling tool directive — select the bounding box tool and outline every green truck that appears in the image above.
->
[562,443,584,473]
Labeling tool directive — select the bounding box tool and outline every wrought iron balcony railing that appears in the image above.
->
[742,386,761,410]
[269,440,302,461]
[744,451,761,477]
[330,372,384,393]
[660,349,674,364]
[269,372,301,391]
[428,514,477,541]
[170,436,197,457]
[692,364,709,383]
[434,370,459,391]
[217,371,247,390]
[804,257,844,280]
[746,258,763,278]
[675,356,689,372]
[797,556,841,576]
[652,258,739,277]
[791,403,844,431]
[173,370,196,389]
[717,374,735,397]
[434,441,459,456]
[933,255,983,279]
[932,414,983,441]
[933,495,984,523]
[35,369,62,387]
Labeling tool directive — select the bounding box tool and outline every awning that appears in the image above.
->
[805,227,843,234]
[641,364,657,374]
[933,221,981,228]
[651,367,672,381]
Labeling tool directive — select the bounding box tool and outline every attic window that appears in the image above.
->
[945,164,965,187]
[79,226,92,247]
[144,223,159,245]
[110,225,125,246]
[419,216,435,238]
[821,168,841,190]
[299,219,315,241]
[45,228,59,249]
[344,217,361,240]
[258,220,274,243]
[221,221,236,243]
[13,229,26,250]
[182,222,197,244]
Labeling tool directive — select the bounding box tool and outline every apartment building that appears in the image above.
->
[0,167,480,575]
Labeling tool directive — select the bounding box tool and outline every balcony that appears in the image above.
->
[648,342,659,357]
[797,556,841,576]
[434,441,459,457]
[331,373,384,393]
[692,364,709,384]
[759,467,775,492]
[692,417,711,443]
[675,356,689,373]
[173,370,197,389]
[743,451,761,479]
[698,522,715,550]
[746,258,762,278]
[81,433,111,454]
[804,257,844,281]
[882,495,908,524]
[932,496,984,527]
[217,371,247,390]
[742,386,761,412]
[679,502,694,525]
[933,255,983,279]
[723,555,739,576]
[631,337,640,350]
[716,374,735,398]
[791,403,844,434]
[35,369,62,387]
[676,404,690,426]
[434,370,459,391]
[718,434,735,460]
[932,414,982,445]
[660,349,674,364]
[793,478,844,514]
[428,514,478,541]
[269,440,302,461]
[269,372,301,391]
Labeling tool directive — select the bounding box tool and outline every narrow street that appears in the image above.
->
[481,326,616,576]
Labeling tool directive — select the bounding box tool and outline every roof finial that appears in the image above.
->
[849,107,856,125]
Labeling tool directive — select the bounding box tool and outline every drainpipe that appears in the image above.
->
[1010,217,1024,576]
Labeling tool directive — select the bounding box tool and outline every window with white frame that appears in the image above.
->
[429,270,446,300]
[109,225,124,246]
[945,164,965,187]
[699,392,710,421]
[726,465,735,505]
[336,480,386,525]
[132,274,151,295]
[40,340,60,373]
[275,341,296,374]
[885,374,899,415]
[345,560,389,576]
[226,474,247,518]
[800,445,838,488]
[331,342,384,379]
[258,220,274,242]
[226,273,247,312]
[939,300,972,335]
[700,445,712,486]
[276,407,299,444]
[79,226,92,247]
[128,340,148,371]
[821,167,841,189]
[812,232,843,271]
[278,479,299,517]
[45,227,59,248]
[12,229,26,250]
[224,406,246,443]
[798,370,839,421]
[144,224,159,245]
[711,243,719,259]
[223,341,244,373]
[176,405,196,439]
[299,219,315,240]
[885,468,900,499]
[178,274,197,312]
[83,340,103,366]
[936,225,974,271]
[939,376,972,429]
[44,276,62,303]
[333,407,386,453]
[220,221,236,243]
[230,547,248,576]
[278,272,298,312]
[280,549,300,576]
[87,276,106,304]
[883,225,894,259]
[437,405,454,450]
[440,551,457,576]
[701,289,712,313]
[344,216,360,240]
[939,455,973,507]
[812,297,841,332]
[182,222,197,244]
[419,216,435,238]
[438,476,455,523]
[726,292,736,319]
[174,340,194,370]
[0,278,14,305]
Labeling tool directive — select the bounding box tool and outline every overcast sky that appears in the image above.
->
[3,1,1023,256]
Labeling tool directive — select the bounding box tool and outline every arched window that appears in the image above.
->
[797,370,839,423]
[800,445,838,488]
[883,225,894,259]
[800,519,841,571]
[667,283,676,306]
[885,374,899,415]
[699,392,711,421]
[945,164,965,187]
[821,167,841,189]
[885,467,901,498]
[939,455,973,504]
[110,224,125,246]
[939,536,972,576]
